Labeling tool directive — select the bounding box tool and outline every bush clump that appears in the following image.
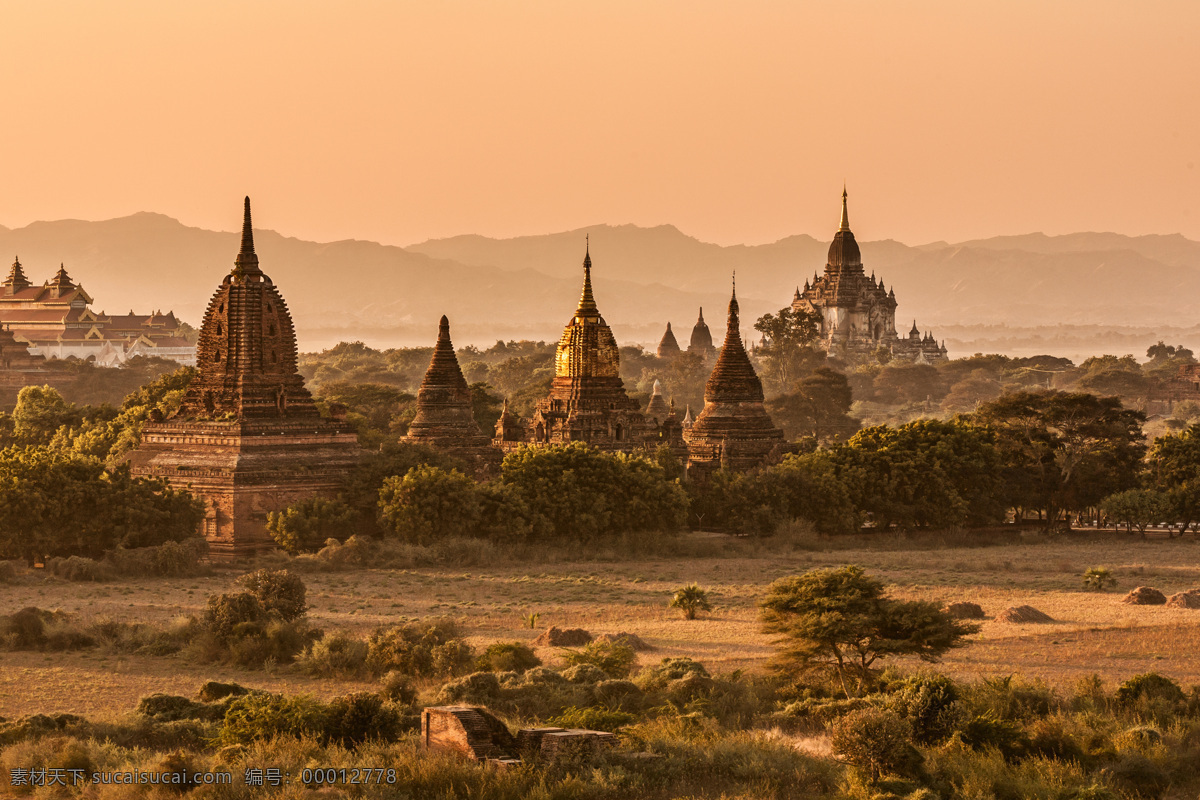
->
[829,707,923,782]
[888,673,961,744]
[476,641,541,673]
[365,619,475,678]
[237,569,308,622]
[297,632,369,678]
[561,641,637,679]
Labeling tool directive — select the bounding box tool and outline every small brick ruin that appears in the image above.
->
[128,198,361,559]
[421,706,617,765]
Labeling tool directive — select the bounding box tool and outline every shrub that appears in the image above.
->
[560,664,610,684]
[365,619,476,678]
[219,693,325,746]
[476,642,541,673]
[322,692,404,747]
[1081,567,1117,592]
[237,569,308,622]
[434,672,502,705]
[0,560,17,582]
[669,583,713,620]
[47,556,111,582]
[378,466,482,545]
[592,680,645,712]
[104,538,209,578]
[549,706,637,732]
[636,658,711,692]
[889,673,961,744]
[829,708,923,782]
[135,694,223,722]
[1115,673,1186,708]
[267,497,358,554]
[203,592,266,639]
[379,672,417,706]
[965,674,1056,721]
[1104,752,1170,799]
[297,632,369,678]
[953,712,1031,760]
[561,641,637,679]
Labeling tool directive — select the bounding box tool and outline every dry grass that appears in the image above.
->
[1,530,1198,719]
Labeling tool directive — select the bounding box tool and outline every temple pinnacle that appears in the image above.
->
[838,185,850,232]
[240,196,255,255]
[576,239,598,316]
[233,196,261,277]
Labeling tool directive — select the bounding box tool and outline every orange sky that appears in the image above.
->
[1,1,1197,247]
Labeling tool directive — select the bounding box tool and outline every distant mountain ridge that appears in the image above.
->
[1,213,1197,352]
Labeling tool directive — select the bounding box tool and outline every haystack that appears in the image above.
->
[1166,589,1200,609]
[595,632,654,651]
[1122,587,1167,605]
[946,602,986,620]
[534,627,593,647]
[995,605,1054,623]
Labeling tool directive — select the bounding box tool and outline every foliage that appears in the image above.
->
[365,619,475,678]
[887,673,961,744]
[548,706,637,732]
[297,632,369,678]
[218,693,325,746]
[669,583,714,620]
[499,443,688,541]
[1081,567,1117,592]
[766,367,861,442]
[378,465,482,545]
[237,569,308,622]
[752,307,824,394]
[339,442,467,535]
[322,692,405,747]
[202,592,267,640]
[1100,489,1171,534]
[828,707,922,782]
[760,566,979,697]
[267,497,358,554]
[560,640,638,679]
[476,641,542,673]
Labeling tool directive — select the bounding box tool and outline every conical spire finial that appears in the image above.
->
[233,196,261,278]
[438,314,451,341]
[726,274,741,341]
[575,238,598,316]
[838,185,850,232]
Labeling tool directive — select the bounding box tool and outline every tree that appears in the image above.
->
[377,465,482,545]
[669,584,713,620]
[267,497,359,554]
[11,385,82,445]
[766,367,860,442]
[872,364,944,406]
[469,382,504,434]
[1100,489,1171,537]
[315,381,415,448]
[759,566,978,697]
[752,307,824,394]
[971,391,1146,527]
[1148,423,1200,535]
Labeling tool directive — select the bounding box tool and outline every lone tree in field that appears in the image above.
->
[759,565,979,698]
[669,583,713,620]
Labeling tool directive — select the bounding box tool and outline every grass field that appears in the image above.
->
[2,529,1198,720]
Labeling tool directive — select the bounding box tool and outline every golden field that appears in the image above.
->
[1,530,1198,720]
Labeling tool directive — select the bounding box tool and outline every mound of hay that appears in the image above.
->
[946,602,986,620]
[595,632,654,651]
[1166,589,1200,609]
[534,626,592,647]
[1122,587,1167,605]
[995,605,1054,623]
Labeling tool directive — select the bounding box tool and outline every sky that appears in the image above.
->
[1,1,1197,248]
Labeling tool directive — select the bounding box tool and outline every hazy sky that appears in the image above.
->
[2,1,1197,247]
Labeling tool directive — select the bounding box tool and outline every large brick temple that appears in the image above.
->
[128,198,361,558]
[493,242,685,455]
[791,190,946,363]
[684,279,788,477]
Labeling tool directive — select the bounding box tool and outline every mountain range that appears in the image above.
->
[1,213,1197,358]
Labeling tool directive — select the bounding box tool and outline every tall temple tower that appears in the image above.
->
[404,315,501,475]
[129,198,362,558]
[792,189,946,362]
[513,241,654,450]
[685,278,786,477]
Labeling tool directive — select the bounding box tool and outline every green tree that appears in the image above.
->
[1147,423,1200,535]
[971,390,1146,527]
[11,385,82,444]
[1100,489,1171,537]
[469,382,504,434]
[752,307,824,394]
[267,497,358,554]
[378,465,482,544]
[669,584,713,620]
[759,565,979,697]
[766,367,860,442]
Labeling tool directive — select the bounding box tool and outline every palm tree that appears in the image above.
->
[669,583,713,620]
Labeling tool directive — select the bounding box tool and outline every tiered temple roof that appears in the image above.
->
[688,308,714,357]
[129,197,360,559]
[656,323,681,359]
[405,315,499,474]
[685,279,786,475]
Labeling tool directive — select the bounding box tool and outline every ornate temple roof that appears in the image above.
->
[4,257,30,293]
[702,280,764,405]
[551,241,622,381]
[421,315,470,391]
[405,315,492,451]
[176,197,319,420]
[826,187,863,272]
[688,307,713,354]
[657,322,681,358]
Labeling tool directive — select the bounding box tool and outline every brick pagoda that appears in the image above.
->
[684,279,786,477]
[403,315,501,475]
[128,198,361,558]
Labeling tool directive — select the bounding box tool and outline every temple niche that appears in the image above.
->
[494,242,684,455]
[685,280,788,479]
[403,315,501,476]
[792,190,947,364]
[128,198,362,559]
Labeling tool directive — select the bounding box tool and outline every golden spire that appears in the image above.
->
[838,185,850,232]
[575,235,598,317]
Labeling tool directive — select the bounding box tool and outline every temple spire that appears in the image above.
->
[726,274,741,347]
[838,185,850,232]
[233,196,261,278]
[5,256,30,292]
[575,237,598,316]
